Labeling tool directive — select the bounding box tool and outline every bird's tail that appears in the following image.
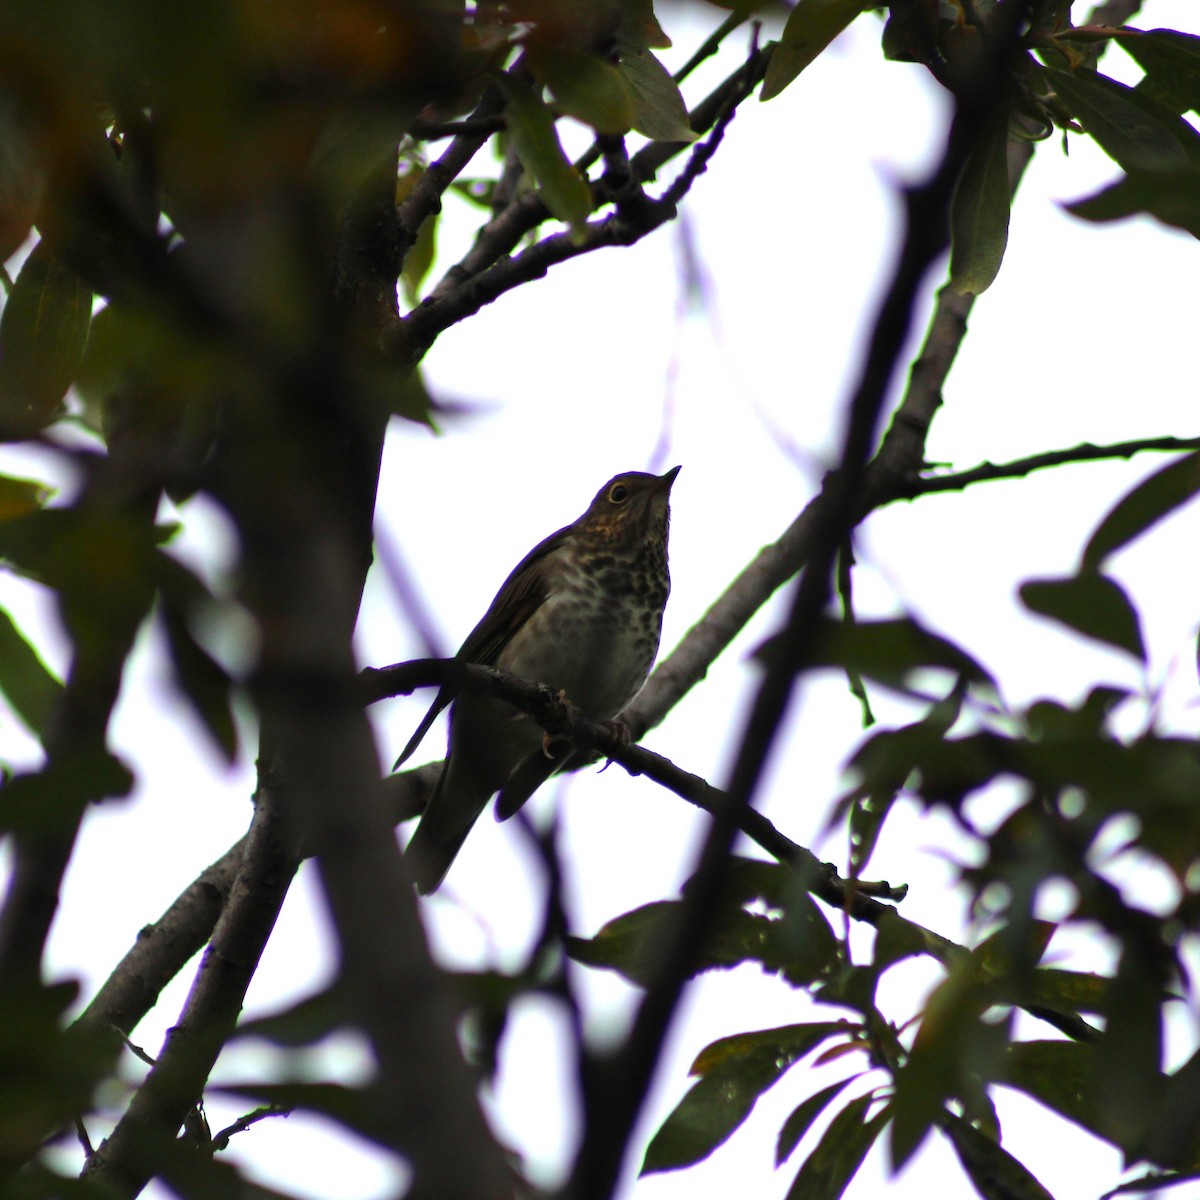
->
[404,767,489,895]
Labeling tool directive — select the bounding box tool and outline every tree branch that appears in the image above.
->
[910,436,1200,496]
[82,784,299,1196]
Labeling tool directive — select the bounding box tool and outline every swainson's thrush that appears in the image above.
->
[400,467,679,894]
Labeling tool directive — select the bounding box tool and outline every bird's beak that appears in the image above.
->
[658,465,681,491]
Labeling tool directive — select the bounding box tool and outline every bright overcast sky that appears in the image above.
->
[2,2,1199,1198]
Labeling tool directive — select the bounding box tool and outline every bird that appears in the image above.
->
[398,466,680,894]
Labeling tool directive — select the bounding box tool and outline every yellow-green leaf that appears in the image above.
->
[531,47,635,135]
[617,49,697,142]
[950,111,1013,295]
[0,240,91,436]
[495,73,592,231]
[762,0,871,101]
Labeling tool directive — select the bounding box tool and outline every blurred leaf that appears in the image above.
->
[776,1076,856,1165]
[1081,451,1200,570]
[400,208,437,306]
[801,615,994,691]
[0,100,41,264]
[643,1023,853,1174]
[890,949,1012,1170]
[1118,29,1200,115]
[941,1111,1055,1200]
[495,72,592,231]
[1094,938,1167,1154]
[0,752,135,835]
[1002,1040,1105,1140]
[0,980,112,1170]
[950,110,1012,295]
[785,1091,889,1200]
[0,239,91,436]
[0,507,159,659]
[1025,968,1110,1019]
[616,48,697,142]
[216,1081,384,1147]
[1065,166,1200,238]
[0,605,63,742]
[1045,67,1200,172]
[531,47,635,135]
[0,472,53,520]
[234,989,344,1047]
[762,0,871,101]
[1019,573,1145,662]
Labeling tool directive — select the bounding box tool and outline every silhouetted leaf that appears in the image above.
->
[942,1111,1056,1200]
[799,616,993,690]
[0,605,62,741]
[1045,67,1200,172]
[233,990,344,1048]
[1082,451,1200,570]
[0,239,91,436]
[216,1082,384,1146]
[785,1091,889,1200]
[617,48,697,142]
[1066,167,1200,238]
[495,73,592,230]
[950,109,1012,295]
[777,1077,856,1165]
[761,0,871,100]
[1019,574,1145,661]
[1002,1041,1104,1140]
[643,1023,852,1173]
[890,951,1012,1169]
[157,553,238,762]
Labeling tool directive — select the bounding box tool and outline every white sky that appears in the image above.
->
[3,2,1200,1198]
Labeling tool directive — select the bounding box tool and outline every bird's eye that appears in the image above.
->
[609,483,629,503]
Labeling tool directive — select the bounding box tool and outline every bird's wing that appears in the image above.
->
[393,523,569,770]
[456,522,569,667]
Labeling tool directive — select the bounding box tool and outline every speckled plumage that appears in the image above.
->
[401,467,679,894]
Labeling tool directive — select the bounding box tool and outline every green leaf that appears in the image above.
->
[0,240,91,436]
[941,1111,1056,1200]
[616,49,697,142]
[1082,451,1200,570]
[1001,1040,1104,1139]
[1025,968,1110,1018]
[1065,167,1200,238]
[890,951,1012,1170]
[950,110,1012,295]
[643,1023,852,1174]
[1045,67,1200,173]
[785,1091,889,1200]
[1019,573,1146,662]
[776,1077,856,1165]
[0,606,62,741]
[0,472,53,521]
[762,0,871,101]
[494,73,592,230]
[530,47,635,135]
[1118,29,1200,115]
